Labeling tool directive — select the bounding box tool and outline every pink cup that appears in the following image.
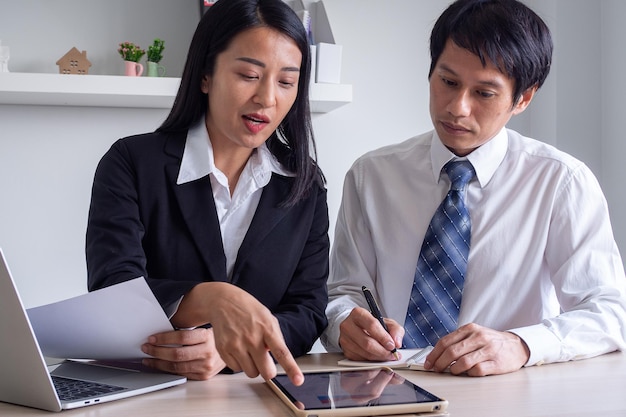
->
[124,61,144,77]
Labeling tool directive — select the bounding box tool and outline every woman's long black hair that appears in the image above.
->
[157,0,322,206]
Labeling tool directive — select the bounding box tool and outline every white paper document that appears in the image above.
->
[337,346,435,371]
[27,278,173,360]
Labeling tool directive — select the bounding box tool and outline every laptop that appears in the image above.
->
[0,248,186,412]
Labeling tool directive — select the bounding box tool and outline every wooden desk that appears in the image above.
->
[1,352,625,416]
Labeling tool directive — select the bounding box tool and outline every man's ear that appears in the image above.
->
[512,86,537,115]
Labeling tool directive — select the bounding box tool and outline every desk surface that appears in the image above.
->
[2,352,625,416]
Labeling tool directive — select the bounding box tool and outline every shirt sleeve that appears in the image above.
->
[321,162,377,351]
[511,163,626,366]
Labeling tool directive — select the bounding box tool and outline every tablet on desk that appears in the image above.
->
[266,367,448,417]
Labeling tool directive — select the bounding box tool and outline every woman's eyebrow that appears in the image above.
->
[236,56,300,72]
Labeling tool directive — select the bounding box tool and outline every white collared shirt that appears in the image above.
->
[177,120,293,279]
[322,127,626,367]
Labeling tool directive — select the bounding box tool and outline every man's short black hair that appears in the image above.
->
[429,0,553,106]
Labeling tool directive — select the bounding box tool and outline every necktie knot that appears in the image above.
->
[444,160,475,191]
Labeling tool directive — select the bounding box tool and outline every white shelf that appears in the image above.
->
[0,72,351,113]
[309,82,352,113]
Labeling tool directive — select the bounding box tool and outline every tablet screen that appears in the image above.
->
[270,368,443,411]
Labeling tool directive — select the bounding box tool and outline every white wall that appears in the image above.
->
[0,0,196,306]
[0,0,197,77]
[312,0,449,244]
[601,0,626,256]
[1,0,624,308]
[0,105,168,306]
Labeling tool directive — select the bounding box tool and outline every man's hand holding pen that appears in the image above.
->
[338,306,405,362]
[338,307,404,361]
[362,286,401,360]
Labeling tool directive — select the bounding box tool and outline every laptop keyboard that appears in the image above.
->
[52,375,125,401]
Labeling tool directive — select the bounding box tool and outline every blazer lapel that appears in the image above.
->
[235,175,292,270]
[164,135,228,282]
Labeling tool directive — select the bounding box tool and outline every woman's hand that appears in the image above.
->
[141,327,226,380]
[171,282,304,386]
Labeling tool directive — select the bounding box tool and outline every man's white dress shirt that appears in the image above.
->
[322,128,626,367]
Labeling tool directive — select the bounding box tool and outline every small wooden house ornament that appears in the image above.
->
[56,47,91,74]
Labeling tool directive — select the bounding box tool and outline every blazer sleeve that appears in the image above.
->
[86,136,200,312]
[274,183,330,357]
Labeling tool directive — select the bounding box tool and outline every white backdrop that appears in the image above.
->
[0,0,624,309]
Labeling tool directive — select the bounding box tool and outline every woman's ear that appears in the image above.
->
[201,74,211,94]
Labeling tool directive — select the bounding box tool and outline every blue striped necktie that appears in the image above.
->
[403,160,475,348]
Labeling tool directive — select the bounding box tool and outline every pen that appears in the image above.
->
[361,285,400,360]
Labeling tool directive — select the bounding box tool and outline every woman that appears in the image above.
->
[86,0,328,386]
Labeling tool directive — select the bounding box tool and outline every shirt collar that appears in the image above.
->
[430,127,508,188]
[176,119,293,186]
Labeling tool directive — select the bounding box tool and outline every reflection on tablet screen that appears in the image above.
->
[271,368,443,411]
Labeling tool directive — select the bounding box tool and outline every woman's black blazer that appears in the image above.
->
[86,131,329,357]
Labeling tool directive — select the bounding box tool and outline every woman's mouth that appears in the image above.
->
[243,113,269,134]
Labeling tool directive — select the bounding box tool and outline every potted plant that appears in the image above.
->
[146,38,166,77]
[147,38,165,63]
[118,41,145,62]
[118,41,145,76]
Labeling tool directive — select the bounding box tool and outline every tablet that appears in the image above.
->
[266,367,448,417]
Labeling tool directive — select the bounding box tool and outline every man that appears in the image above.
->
[321,0,626,377]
